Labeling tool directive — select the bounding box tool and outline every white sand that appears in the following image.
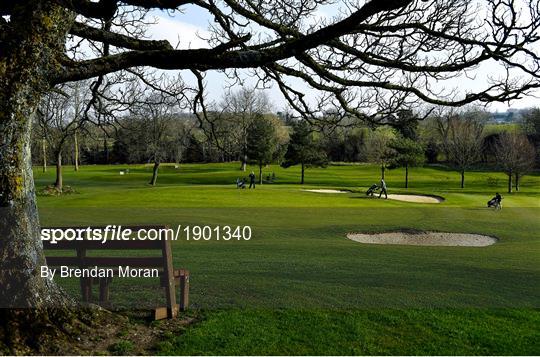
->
[386,194,443,203]
[347,231,497,247]
[303,189,349,194]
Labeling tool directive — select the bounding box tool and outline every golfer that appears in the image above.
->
[379,178,388,199]
[249,171,256,189]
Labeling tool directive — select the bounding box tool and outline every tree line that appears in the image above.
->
[32,87,539,192]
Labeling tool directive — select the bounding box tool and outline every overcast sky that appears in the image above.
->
[144,4,540,113]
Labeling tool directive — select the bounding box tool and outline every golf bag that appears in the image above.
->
[236,178,246,189]
[487,197,501,210]
[366,184,379,196]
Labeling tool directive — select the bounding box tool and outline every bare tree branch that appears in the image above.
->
[70,22,173,51]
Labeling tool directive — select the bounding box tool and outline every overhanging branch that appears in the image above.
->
[53,0,118,19]
[70,22,173,51]
[56,0,415,81]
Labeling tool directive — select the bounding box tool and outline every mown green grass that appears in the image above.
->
[156,309,540,355]
[34,163,540,355]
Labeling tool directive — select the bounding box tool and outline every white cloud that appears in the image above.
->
[147,16,211,50]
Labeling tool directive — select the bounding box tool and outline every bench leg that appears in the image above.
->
[162,241,177,318]
[80,277,92,302]
[99,277,111,305]
[179,270,189,311]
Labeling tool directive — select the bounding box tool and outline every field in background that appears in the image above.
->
[34,163,540,355]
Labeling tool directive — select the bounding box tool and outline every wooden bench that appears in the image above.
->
[42,225,189,319]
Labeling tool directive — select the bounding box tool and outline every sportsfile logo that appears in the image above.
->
[40,225,252,244]
[40,225,177,244]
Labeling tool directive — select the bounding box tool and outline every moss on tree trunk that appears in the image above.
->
[0,1,74,308]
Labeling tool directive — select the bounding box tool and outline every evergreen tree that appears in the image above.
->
[282,121,328,184]
[247,116,280,184]
[389,136,426,188]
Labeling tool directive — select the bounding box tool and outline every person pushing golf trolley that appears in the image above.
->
[378,178,388,199]
[249,171,256,189]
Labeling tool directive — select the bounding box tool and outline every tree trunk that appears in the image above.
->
[241,154,247,171]
[301,162,305,184]
[0,2,74,308]
[103,136,109,164]
[515,173,519,191]
[74,130,79,172]
[508,171,513,194]
[42,138,47,173]
[149,162,160,186]
[405,164,409,189]
[242,140,247,172]
[381,164,385,180]
[259,163,263,185]
[0,106,64,308]
[54,151,63,191]
[460,170,465,188]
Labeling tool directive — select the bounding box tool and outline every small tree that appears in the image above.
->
[121,74,189,186]
[228,89,271,171]
[364,129,395,180]
[281,120,328,184]
[139,94,177,186]
[37,82,88,191]
[437,112,486,188]
[247,116,280,184]
[495,132,536,193]
[389,136,426,188]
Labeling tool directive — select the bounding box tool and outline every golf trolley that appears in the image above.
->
[366,184,379,196]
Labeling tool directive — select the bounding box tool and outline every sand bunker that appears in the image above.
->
[347,231,497,247]
[303,189,349,194]
[386,194,444,203]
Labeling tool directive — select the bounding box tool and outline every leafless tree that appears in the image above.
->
[364,129,395,180]
[191,86,272,167]
[225,88,271,171]
[169,118,198,165]
[37,82,89,191]
[123,75,191,185]
[436,110,487,188]
[1,0,540,314]
[495,131,536,192]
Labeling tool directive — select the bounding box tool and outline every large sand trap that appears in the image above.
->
[347,231,497,247]
[303,189,349,194]
[386,194,444,203]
